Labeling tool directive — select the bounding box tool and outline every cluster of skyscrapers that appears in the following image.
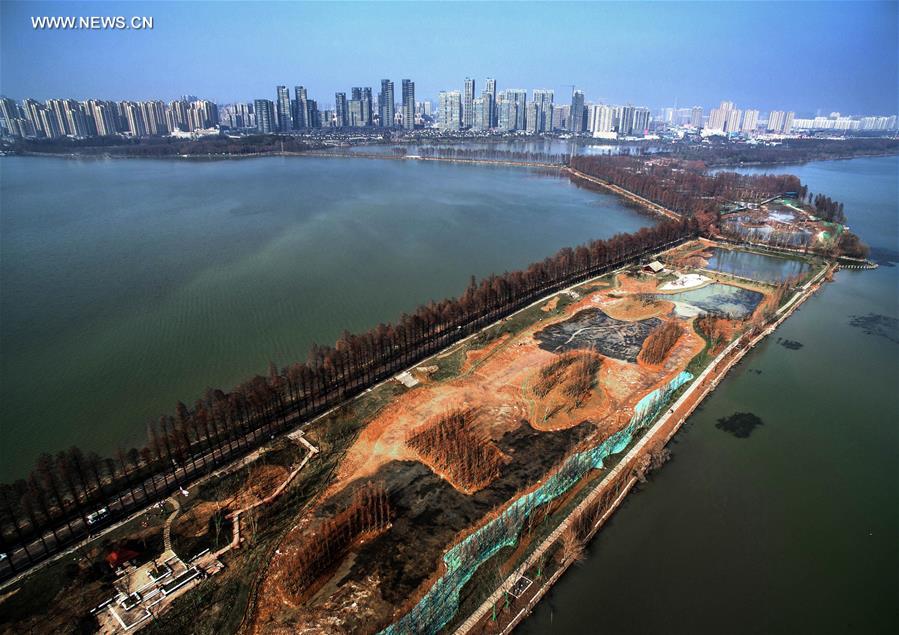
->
[1,86,897,141]
[435,80,653,138]
[250,79,416,133]
[0,96,218,139]
[704,100,792,134]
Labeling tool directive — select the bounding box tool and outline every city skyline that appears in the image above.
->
[1,1,897,114]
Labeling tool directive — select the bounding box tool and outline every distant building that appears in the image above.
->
[497,92,517,131]
[276,86,292,132]
[334,92,348,127]
[741,109,759,133]
[551,104,569,131]
[402,79,415,130]
[725,108,742,133]
[588,104,616,138]
[293,86,308,129]
[379,79,394,128]
[632,107,650,136]
[463,78,475,128]
[255,99,276,133]
[690,106,703,128]
[348,98,364,127]
[504,89,527,130]
[570,90,586,133]
[532,89,554,133]
[767,110,785,132]
[485,77,497,127]
[437,90,462,130]
[783,111,795,133]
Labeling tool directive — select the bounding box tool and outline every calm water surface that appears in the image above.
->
[522,155,899,634]
[706,246,810,282]
[0,155,652,480]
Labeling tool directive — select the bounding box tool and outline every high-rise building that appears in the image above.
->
[570,90,586,133]
[707,108,727,131]
[294,86,308,129]
[616,105,636,136]
[335,92,348,127]
[463,78,475,128]
[276,86,292,132]
[402,79,415,130]
[472,97,486,130]
[504,89,527,130]
[783,111,795,134]
[632,107,650,136]
[532,89,554,133]
[476,90,494,130]
[725,108,742,133]
[525,102,540,133]
[485,78,497,127]
[437,91,462,130]
[379,80,395,128]
[349,86,372,127]
[497,92,517,131]
[741,109,759,133]
[690,106,703,128]
[767,111,785,132]
[254,99,276,133]
[588,104,616,137]
[307,100,320,128]
[348,99,364,127]
[551,104,569,131]
[361,87,373,126]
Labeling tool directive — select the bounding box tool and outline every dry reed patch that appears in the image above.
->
[405,408,508,494]
[638,320,685,367]
[280,482,391,603]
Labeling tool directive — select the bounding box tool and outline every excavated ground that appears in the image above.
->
[247,259,771,634]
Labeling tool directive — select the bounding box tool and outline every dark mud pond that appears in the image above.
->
[534,308,660,362]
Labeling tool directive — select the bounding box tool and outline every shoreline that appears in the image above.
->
[4,146,898,167]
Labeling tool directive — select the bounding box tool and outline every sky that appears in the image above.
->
[1,1,897,115]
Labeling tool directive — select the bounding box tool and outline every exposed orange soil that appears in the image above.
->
[249,267,770,633]
[541,297,559,312]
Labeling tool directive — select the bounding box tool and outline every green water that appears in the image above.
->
[521,155,899,634]
[0,156,652,481]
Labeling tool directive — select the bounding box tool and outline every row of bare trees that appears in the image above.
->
[0,218,695,578]
[638,320,685,366]
[569,155,810,233]
[284,482,391,597]
[405,409,505,493]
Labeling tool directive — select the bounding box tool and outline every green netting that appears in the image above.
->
[381,370,693,634]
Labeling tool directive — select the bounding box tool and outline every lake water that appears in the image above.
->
[706,246,810,282]
[0,155,653,481]
[521,155,899,634]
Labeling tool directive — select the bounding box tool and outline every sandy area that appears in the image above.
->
[659,273,710,291]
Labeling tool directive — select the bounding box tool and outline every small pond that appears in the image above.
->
[705,247,810,283]
[659,283,764,319]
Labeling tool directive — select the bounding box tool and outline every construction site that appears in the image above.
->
[233,240,825,634]
[0,238,829,635]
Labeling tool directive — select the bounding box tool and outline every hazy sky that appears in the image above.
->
[2,1,897,115]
